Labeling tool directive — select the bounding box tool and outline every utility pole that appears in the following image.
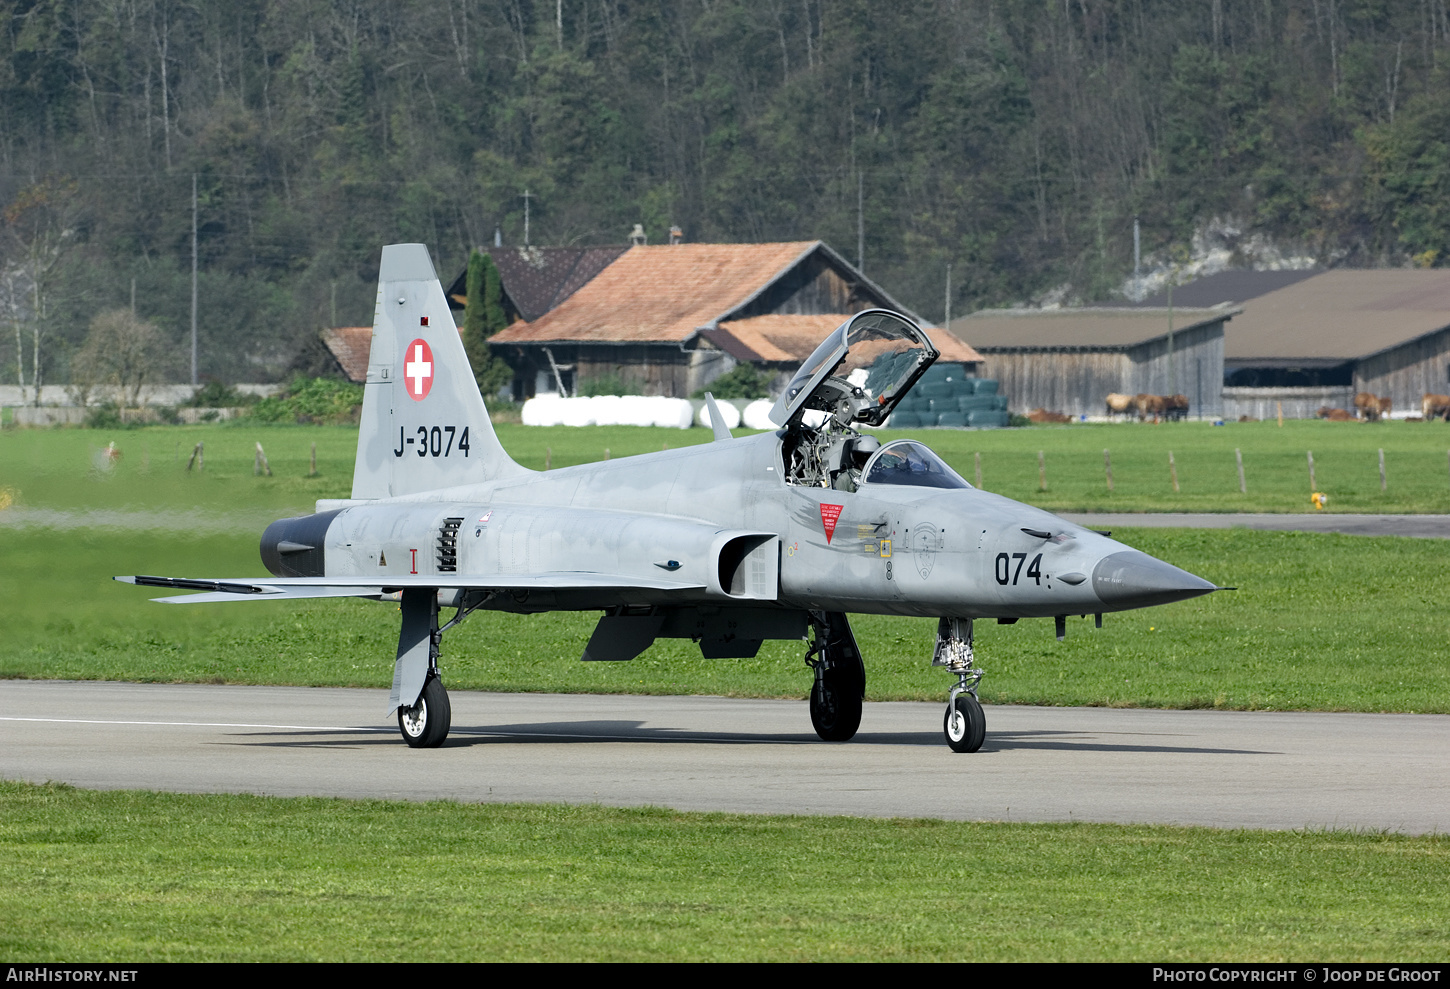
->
[944,263,952,332]
[522,189,533,246]
[1166,265,1177,397]
[191,172,198,387]
[857,171,864,274]
[1133,215,1141,300]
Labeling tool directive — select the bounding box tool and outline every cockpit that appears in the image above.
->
[769,310,945,492]
[861,440,971,489]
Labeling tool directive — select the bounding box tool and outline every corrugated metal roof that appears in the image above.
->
[491,242,824,345]
[1223,269,1450,359]
[1090,268,1321,308]
[951,308,1235,351]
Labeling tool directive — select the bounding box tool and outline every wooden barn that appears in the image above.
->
[1214,270,1450,419]
[947,307,1236,419]
[458,240,977,399]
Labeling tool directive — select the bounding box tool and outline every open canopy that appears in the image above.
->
[767,310,939,428]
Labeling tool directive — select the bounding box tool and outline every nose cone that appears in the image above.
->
[1092,550,1217,610]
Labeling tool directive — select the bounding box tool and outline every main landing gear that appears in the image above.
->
[391,588,485,748]
[934,617,985,753]
[805,611,865,742]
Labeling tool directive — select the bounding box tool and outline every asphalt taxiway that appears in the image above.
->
[3,680,1444,833]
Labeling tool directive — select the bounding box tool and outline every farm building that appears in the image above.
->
[1096,267,1450,418]
[946,307,1236,419]
[1210,270,1450,419]
[447,240,979,399]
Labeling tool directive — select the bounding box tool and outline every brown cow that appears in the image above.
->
[1354,393,1392,421]
[1135,393,1166,421]
[1029,407,1073,424]
[1105,393,1136,418]
[1423,394,1450,420]
[1164,394,1190,421]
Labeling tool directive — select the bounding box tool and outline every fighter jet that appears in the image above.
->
[119,244,1218,752]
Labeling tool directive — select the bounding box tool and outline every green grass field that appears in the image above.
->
[4,416,1450,513]
[2,780,1446,962]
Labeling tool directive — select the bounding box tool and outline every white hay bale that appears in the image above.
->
[590,394,624,426]
[696,400,742,429]
[651,397,694,429]
[559,397,597,427]
[521,395,565,426]
[742,400,776,430]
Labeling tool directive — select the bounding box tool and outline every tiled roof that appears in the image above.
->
[715,314,983,364]
[321,326,372,382]
[444,246,629,322]
[493,246,629,322]
[491,242,823,345]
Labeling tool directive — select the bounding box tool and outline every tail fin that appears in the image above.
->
[351,244,527,499]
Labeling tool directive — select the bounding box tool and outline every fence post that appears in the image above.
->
[1307,450,1317,491]
[974,451,982,489]
[1038,450,1046,492]
[254,442,272,477]
[1235,448,1246,494]
[1104,449,1113,492]
[310,441,317,477]
[1379,448,1386,492]
[1169,450,1179,493]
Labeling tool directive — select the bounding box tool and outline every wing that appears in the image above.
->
[115,573,706,604]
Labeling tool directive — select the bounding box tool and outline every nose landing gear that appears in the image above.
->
[934,617,984,752]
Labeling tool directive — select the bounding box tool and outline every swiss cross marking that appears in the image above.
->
[404,339,434,401]
[820,503,843,544]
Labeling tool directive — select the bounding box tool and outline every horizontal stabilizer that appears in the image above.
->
[117,572,705,603]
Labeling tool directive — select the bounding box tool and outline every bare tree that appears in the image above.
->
[76,309,164,408]
[2,179,83,406]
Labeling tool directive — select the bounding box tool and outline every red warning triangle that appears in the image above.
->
[820,503,843,544]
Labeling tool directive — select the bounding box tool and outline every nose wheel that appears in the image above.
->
[934,617,985,752]
[944,691,985,753]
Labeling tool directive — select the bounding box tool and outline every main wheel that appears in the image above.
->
[398,676,452,748]
[943,693,985,753]
[810,665,863,742]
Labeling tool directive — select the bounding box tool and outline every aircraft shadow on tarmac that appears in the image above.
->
[229,721,1273,756]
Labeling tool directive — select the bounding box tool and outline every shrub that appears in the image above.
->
[693,363,769,400]
[247,376,363,425]
[187,380,258,407]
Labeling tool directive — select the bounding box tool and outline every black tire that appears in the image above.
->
[943,693,985,753]
[810,664,863,742]
[398,676,451,748]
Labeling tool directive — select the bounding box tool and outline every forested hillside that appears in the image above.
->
[2,0,1448,385]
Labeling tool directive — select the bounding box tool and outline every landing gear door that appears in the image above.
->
[767,310,938,428]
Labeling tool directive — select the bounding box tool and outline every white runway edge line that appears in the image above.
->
[0,715,388,732]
